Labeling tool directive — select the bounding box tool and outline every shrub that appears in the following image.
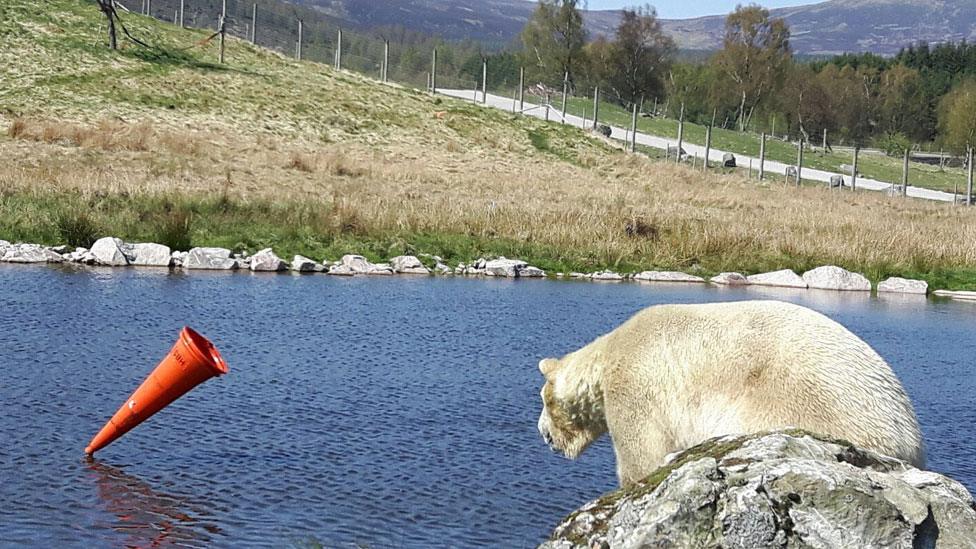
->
[155,208,193,251]
[55,210,100,248]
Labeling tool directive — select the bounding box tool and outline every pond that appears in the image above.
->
[1,265,973,547]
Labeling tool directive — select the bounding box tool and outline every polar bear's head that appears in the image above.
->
[537,356,607,459]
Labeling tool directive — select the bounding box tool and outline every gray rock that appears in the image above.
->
[184,247,239,270]
[89,237,129,266]
[339,254,373,274]
[723,153,736,168]
[746,269,807,289]
[830,175,846,188]
[434,262,452,275]
[590,271,623,281]
[634,271,705,283]
[878,277,928,295]
[291,255,321,273]
[933,290,976,301]
[1,243,64,264]
[485,258,527,277]
[128,242,173,267]
[249,248,286,272]
[49,245,70,254]
[368,263,394,275]
[803,265,871,291]
[541,431,976,549]
[521,266,546,278]
[391,255,430,275]
[710,272,749,286]
[327,263,356,276]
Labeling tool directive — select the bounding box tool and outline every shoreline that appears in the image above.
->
[4,236,976,303]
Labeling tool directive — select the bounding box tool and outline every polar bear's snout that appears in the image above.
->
[538,412,555,450]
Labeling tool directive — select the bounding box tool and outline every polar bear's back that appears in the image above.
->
[600,300,925,469]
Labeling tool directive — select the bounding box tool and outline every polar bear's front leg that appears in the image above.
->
[605,405,675,487]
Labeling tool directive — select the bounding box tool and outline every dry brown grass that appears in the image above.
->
[3,115,975,280]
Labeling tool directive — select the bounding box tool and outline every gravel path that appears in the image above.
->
[439,89,957,203]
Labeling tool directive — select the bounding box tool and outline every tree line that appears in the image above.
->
[513,0,976,154]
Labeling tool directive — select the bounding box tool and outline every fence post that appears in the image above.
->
[851,146,859,192]
[652,97,658,116]
[545,94,550,122]
[703,125,711,171]
[968,146,974,205]
[759,132,766,180]
[675,103,685,165]
[581,107,587,129]
[179,0,184,27]
[296,19,303,61]
[518,67,524,114]
[796,139,804,186]
[382,40,389,82]
[560,72,568,123]
[335,28,342,69]
[902,147,909,197]
[481,58,487,104]
[822,128,828,153]
[250,3,256,43]
[592,86,600,130]
[147,0,151,16]
[630,102,638,153]
[218,0,226,64]
[430,49,437,95]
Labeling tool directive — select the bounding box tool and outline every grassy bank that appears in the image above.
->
[559,96,970,194]
[2,1,976,289]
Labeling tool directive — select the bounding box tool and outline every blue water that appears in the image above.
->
[0,265,973,547]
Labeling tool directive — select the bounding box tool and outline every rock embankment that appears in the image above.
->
[541,430,976,549]
[1,237,966,299]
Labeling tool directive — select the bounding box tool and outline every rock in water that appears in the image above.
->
[249,248,286,272]
[803,265,871,291]
[89,237,129,266]
[0,244,63,264]
[710,272,749,286]
[878,277,928,295]
[128,243,172,267]
[746,269,807,288]
[184,247,239,270]
[540,431,976,549]
[634,271,706,283]
[391,255,430,275]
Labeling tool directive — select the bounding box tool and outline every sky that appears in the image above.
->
[585,0,817,19]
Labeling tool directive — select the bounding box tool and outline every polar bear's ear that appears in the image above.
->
[539,358,559,376]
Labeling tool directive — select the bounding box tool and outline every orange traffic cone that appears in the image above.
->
[85,327,229,456]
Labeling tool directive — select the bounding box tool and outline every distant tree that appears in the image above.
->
[878,64,931,141]
[938,79,976,154]
[580,35,615,93]
[520,0,587,89]
[712,5,792,132]
[605,5,675,106]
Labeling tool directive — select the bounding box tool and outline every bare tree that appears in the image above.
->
[95,0,118,50]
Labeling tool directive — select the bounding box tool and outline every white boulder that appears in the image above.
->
[746,269,807,289]
[590,271,623,281]
[634,271,705,283]
[249,248,286,272]
[128,242,173,267]
[1,243,63,264]
[184,247,239,270]
[89,237,130,266]
[802,266,871,291]
[291,255,322,273]
[485,258,526,277]
[339,254,374,274]
[877,277,928,295]
[710,272,749,286]
[391,255,430,275]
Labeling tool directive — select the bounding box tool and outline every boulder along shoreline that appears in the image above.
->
[3,236,974,301]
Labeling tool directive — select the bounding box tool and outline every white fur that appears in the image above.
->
[537,300,925,487]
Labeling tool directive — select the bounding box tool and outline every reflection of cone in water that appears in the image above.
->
[85,327,228,456]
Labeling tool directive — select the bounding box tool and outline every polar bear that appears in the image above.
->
[537,300,925,487]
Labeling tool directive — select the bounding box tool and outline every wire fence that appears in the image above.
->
[117,0,974,203]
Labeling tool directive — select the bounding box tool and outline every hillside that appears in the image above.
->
[660,0,976,55]
[2,0,975,288]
